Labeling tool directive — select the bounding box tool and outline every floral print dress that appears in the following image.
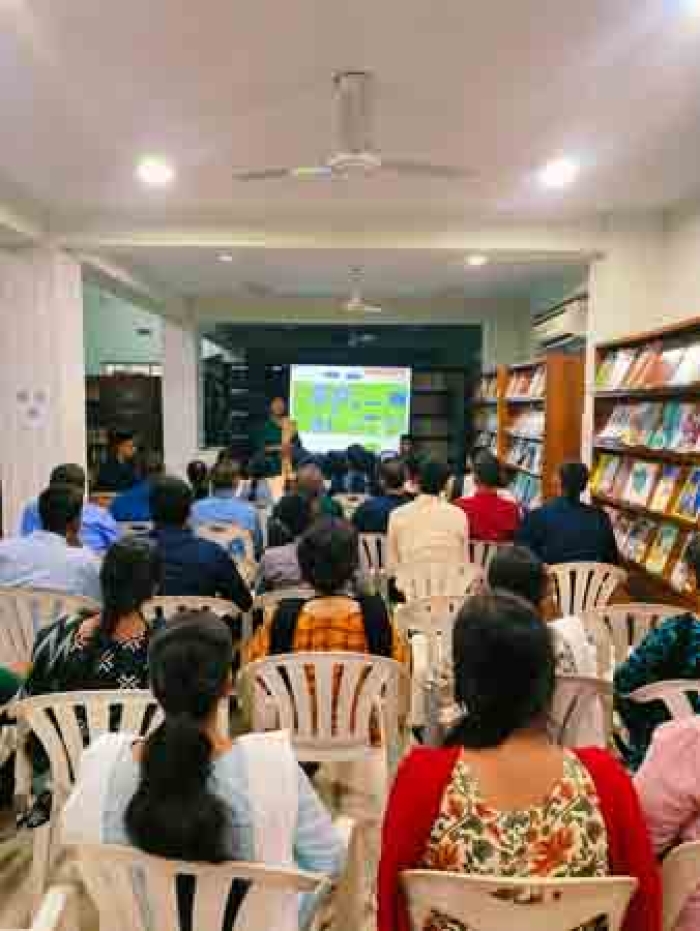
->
[420,751,609,931]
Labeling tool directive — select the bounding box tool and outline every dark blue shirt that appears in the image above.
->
[96,457,138,492]
[110,480,153,523]
[352,493,411,535]
[151,526,252,612]
[515,496,619,566]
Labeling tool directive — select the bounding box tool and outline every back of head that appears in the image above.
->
[419,458,450,496]
[49,463,86,494]
[186,459,208,486]
[246,453,268,481]
[559,461,589,502]
[38,484,83,536]
[100,539,161,637]
[487,545,547,608]
[380,457,406,492]
[125,613,233,861]
[297,517,359,594]
[447,592,555,749]
[347,444,368,471]
[297,459,325,497]
[473,450,502,489]
[272,493,313,540]
[211,459,242,493]
[150,476,192,527]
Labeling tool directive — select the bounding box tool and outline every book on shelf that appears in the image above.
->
[648,347,686,387]
[673,467,700,523]
[609,510,636,557]
[596,348,638,390]
[623,460,660,507]
[509,407,544,438]
[677,404,700,452]
[625,518,658,564]
[650,401,684,449]
[592,454,623,496]
[645,523,680,576]
[598,405,631,444]
[624,344,660,389]
[626,403,664,446]
[670,343,700,386]
[508,471,541,509]
[529,366,546,397]
[611,458,633,499]
[649,464,682,513]
[476,373,499,399]
[506,366,545,399]
[670,534,694,593]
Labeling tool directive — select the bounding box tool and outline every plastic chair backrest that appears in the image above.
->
[358,533,388,575]
[552,675,613,747]
[14,690,158,802]
[75,843,331,931]
[467,541,508,570]
[400,871,637,931]
[395,596,464,672]
[19,884,77,931]
[662,841,700,931]
[242,651,404,762]
[625,679,700,720]
[395,562,482,601]
[550,563,627,616]
[253,587,315,614]
[582,603,680,673]
[195,522,255,564]
[142,596,239,624]
[0,588,99,667]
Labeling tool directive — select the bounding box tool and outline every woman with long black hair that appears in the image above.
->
[62,612,345,929]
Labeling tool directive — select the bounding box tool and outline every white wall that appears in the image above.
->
[83,283,162,374]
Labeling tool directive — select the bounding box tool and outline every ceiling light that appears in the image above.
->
[218,253,233,263]
[136,156,175,186]
[538,157,579,189]
[466,254,489,268]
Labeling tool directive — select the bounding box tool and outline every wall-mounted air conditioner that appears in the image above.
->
[533,296,588,350]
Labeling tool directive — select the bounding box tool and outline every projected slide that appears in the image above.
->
[290,365,411,454]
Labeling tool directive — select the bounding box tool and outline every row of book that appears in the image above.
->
[474,409,498,434]
[591,454,700,522]
[597,401,700,452]
[595,341,700,391]
[508,407,545,439]
[474,431,497,453]
[505,438,543,474]
[508,471,541,509]
[607,509,693,592]
[475,373,498,400]
[505,366,546,399]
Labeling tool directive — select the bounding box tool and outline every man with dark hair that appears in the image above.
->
[454,451,521,542]
[20,462,118,555]
[516,460,619,565]
[0,484,101,601]
[110,451,165,523]
[150,476,252,613]
[352,458,411,534]
[191,459,262,553]
[296,459,342,518]
[399,434,414,458]
[387,458,468,571]
[96,429,138,492]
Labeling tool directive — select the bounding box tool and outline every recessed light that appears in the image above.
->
[136,156,175,186]
[538,157,579,189]
[218,253,234,263]
[466,254,489,268]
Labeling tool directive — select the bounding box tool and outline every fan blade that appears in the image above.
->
[380,159,477,180]
[291,165,335,179]
[232,168,293,182]
[360,304,383,314]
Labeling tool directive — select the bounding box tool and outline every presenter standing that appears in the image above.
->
[256,396,301,477]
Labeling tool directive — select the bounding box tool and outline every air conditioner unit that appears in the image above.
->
[533,297,588,350]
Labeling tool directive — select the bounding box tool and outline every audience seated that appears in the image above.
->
[401,454,422,497]
[344,444,374,494]
[399,434,415,459]
[256,493,313,592]
[191,459,262,553]
[96,428,139,492]
[516,461,619,565]
[296,460,343,518]
[20,462,118,555]
[636,718,700,931]
[387,459,468,572]
[352,458,411,535]
[186,459,209,501]
[240,453,274,507]
[62,612,345,927]
[245,518,407,668]
[0,484,101,602]
[377,592,661,931]
[453,451,521,542]
[615,534,700,770]
[110,451,164,523]
[24,538,162,696]
[149,476,252,613]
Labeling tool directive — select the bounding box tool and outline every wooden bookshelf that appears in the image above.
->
[591,316,700,609]
[411,369,466,462]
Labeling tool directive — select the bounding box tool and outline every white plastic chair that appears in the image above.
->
[117,521,153,537]
[400,871,637,931]
[75,843,333,931]
[335,494,369,520]
[144,594,252,644]
[395,596,464,741]
[358,533,389,597]
[624,679,700,720]
[582,603,680,674]
[195,522,257,584]
[0,589,99,668]
[241,651,406,774]
[395,561,483,602]
[3,884,78,931]
[549,563,627,616]
[662,841,700,931]
[467,540,508,570]
[13,689,159,905]
[552,675,613,748]
[253,587,314,614]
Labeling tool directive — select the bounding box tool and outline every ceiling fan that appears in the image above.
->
[233,71,475,183]
[342,267,383,315]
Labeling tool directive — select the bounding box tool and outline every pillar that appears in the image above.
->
[162,316,199,479]
[0,248,86,535]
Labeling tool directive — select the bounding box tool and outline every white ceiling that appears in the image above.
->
[1,0,699,301]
